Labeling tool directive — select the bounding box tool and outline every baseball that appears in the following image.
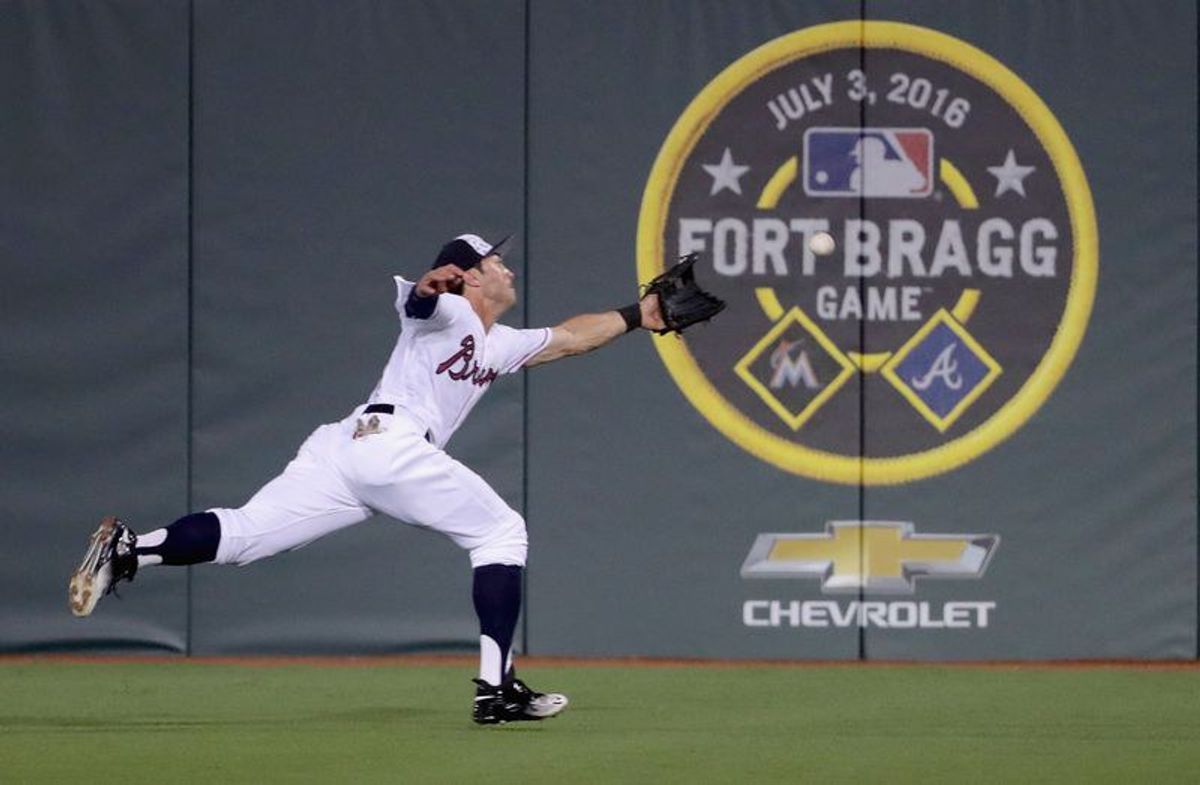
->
[809,231,836,256]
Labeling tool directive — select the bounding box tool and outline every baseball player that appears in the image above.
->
[69,233,667,725]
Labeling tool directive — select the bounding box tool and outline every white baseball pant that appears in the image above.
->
[208,407,528,569]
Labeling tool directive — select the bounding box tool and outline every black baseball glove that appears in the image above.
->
[642,253,726,335]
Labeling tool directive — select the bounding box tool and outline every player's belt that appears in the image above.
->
[363,403,434,443]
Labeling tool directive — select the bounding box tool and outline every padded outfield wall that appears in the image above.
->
[1,0,1195,659]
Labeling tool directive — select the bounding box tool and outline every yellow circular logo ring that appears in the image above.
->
[637,21,1098,485]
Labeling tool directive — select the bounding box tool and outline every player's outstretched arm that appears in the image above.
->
[525,294,664,367]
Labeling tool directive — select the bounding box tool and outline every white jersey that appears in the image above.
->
[366,277,551,448]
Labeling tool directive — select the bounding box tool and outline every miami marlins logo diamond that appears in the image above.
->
[637,21,1097,485]
[735,307,855,430]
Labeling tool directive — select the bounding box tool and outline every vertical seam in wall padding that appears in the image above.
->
[857,0,867,663]
[520,0,532,656]
[185,0,196,658]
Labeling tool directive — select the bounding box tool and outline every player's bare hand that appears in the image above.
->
[640,292,666,332]
[416,264,465,297]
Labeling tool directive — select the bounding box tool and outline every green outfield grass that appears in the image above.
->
[1,659,1197,784]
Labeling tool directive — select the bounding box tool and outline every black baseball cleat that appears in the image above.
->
[69,516,138,617]
[472,677,569,725]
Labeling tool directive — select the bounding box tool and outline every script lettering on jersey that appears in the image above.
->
[436,335,499,387]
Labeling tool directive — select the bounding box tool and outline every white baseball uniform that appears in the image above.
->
[210,276,552,569]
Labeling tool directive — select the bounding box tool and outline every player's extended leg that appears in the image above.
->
[68,510,221,616]
[70,423,370,616]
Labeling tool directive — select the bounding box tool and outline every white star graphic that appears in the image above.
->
[986,149,1036,198]
[702,148,750,196]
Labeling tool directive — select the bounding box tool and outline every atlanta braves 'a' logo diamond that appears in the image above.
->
[735,307,854,430]
[911,345,964,392]
[882,310,1001,432]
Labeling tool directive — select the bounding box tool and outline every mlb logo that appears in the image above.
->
[803,127,934,198]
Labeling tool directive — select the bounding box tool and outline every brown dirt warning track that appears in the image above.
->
[1,653,1196,670]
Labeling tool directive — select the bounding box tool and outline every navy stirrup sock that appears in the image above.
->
[473,564,523,685]
[134,511,221,565]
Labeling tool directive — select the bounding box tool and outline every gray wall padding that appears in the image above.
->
[2,0,1194,659]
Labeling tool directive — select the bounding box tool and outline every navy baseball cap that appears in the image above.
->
[432,233,511,270]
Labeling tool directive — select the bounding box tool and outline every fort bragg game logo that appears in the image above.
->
[637,21,1098,485]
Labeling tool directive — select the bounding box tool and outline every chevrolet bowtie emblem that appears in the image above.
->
[740,521,999,594]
